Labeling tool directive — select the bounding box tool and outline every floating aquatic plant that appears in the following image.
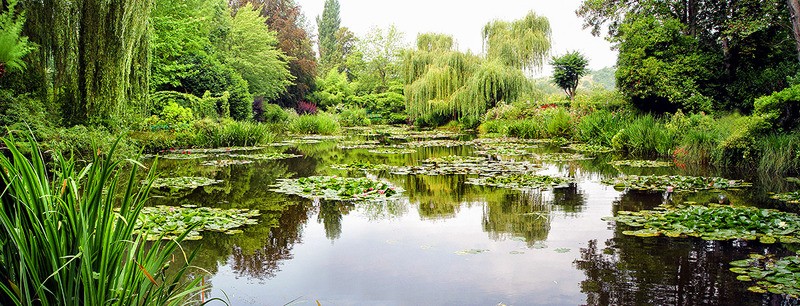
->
[200,159,254,167]
[423,155,487,164]
[134,205,260,240]
[601,175,751,192]
[730,253,800,297]
[536,153,594,162]
[271,176,404,202]
[604,204,800,243]
[330,161,391,171]
[771,191,800,204]
[390,160,539,176]
[466,174,571,190]
[474,144,537,156]
[156,153,209,160]
[565,144,615,154]
[609,160,673,168]
[150,176,223,191]
[397,139,469,148]
[232,152,302,160]
[368,148,417,154]
[183,146,264,154]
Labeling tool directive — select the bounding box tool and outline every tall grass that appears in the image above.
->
[195,119,275,147]
[612,115,675,157]
[289,112,340,135]
[0,136,204,305]
[757,133,800,174]
[575,109,632,146]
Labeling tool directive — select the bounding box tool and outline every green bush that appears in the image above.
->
[42,125,138,159]
[714,115,771,167]
[261,103,289,123]
[611,115,675,157]
[756,132,800,174]
[753,83,800,132]
[0,89,52,138]
[194,119,274,147]
[289,112,340,135]
[575,109,633,146]
[338,107,371,127]
[355,92,406,123]
[179,53,253,121]
[150,91,220,119]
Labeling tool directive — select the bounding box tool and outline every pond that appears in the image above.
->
[145,128,800,305]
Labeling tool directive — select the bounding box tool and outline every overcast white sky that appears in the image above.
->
[295,0,618,75]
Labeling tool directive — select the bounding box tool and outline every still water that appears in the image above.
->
[147,132,798,305]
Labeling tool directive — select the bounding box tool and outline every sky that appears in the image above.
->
[294,0,618,76]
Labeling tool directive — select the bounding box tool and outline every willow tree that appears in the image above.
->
[404,29,535,127]
[21,0,151,126]
[482,11,551,73]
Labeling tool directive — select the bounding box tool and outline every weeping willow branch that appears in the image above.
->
[482,11,551,74]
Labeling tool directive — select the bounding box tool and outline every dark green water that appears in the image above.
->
[146,133,800,305]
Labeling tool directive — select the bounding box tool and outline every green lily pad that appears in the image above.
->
[200,159,254,167]
[607,204,800,243]
[232,152,302,160]
[330,161,391,171]
[466,174,571,190]
[730,253,800,297]
[133,205,260,241]
[553,248,571,253]
[609,160,673,168]
[536,153,594,162]
[390,159,539,176]
[150,177,222,191]
[771,191,800,204]
[565,143,614,154]
[455,249,490,255]
[368,148,416,154]
[271,176,404,202]
[601,175,751,192]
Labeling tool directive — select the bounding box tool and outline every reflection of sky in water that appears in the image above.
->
[149,137,791,305]
[206,180,620,305]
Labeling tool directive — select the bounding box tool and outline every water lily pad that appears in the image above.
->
[271,176,404,202]
[455,249,490,255]
[537,153,594,162]
[133,205,260,241]
[330,161,391,171]
[607,204,800,242]
[390,159,539,176]
[157,153,210,160]
[466,174,571,190]
[601,175,751,192]
[730,253,800,297]
[397,140,469,148]
[200,159,254,167]
[232,153,302,160]
[183,146,264,154]
[771,191,800,204]
[368,148,416,154]
[565,144,614,154]
[553,248,571,253]
[150,177,222,191]
[609,160,673,168]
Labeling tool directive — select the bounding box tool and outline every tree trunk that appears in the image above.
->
[788,0,800,62]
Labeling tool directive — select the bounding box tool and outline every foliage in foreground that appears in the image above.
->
[135,205,260,240]
[0,137,203,305]
[605,204,800,243]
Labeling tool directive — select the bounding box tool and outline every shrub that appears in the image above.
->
[297,100,318,115]
[714,115,770,167]
[575,109,633,146]
[355,92,406,123]
[289,112,340,135]
[42,125,137,159]
[194,119,275,147]
[0,89,51,138]
[753,83,800,132]
[261,103,289,123]
[611,115,675,157]
[338,107,371,127]
[0,136,203,305]
[756,133,800,174]
[150,90,219,119]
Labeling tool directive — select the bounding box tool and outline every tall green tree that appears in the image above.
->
[234,0,318,108]
[316,0,341,73]
[578,0,798,112]
[21,0,151,126]
[359,25,406,92]
[220,4,293,101]
[482,11,551,73]
[550,51,589,100]
[150,0,212,90]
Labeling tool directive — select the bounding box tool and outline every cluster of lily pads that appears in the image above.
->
[390,159,539,176]
[604,204,800,243]
[609,160,673,168]
[330,161,391,171]
[474,144,537,156]
[396,140,468,148]
[368,148,416,154]
[730,253,800,297]
[231,152,302,160]
[423,155,486,164]
[536,153,594,163]
[183,146,264,154]
[771,191,800,204]
[150,176,222,191]
[466,174,572,190]
[134,205,261,240]
[565,144,615,154]
[601,175,751,192]
[337,140,381,149]
[388,130,461,140]
[271,176,404,202]
[157,153,209,160]
[201,159,254,167]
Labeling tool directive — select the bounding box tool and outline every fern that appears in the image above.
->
[0,0,36,75]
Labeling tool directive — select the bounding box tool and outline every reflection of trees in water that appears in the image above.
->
[228,201,313,279]
[317,201,353,240]
[574,233,777,306]
[482,191,551,246]
[357,199,409,221]
[401,175,472,220]
[551,183,585,214]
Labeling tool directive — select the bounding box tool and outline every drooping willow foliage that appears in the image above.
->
[482,11,551,73]
[405,14,548,128]
[21,0,152,126]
